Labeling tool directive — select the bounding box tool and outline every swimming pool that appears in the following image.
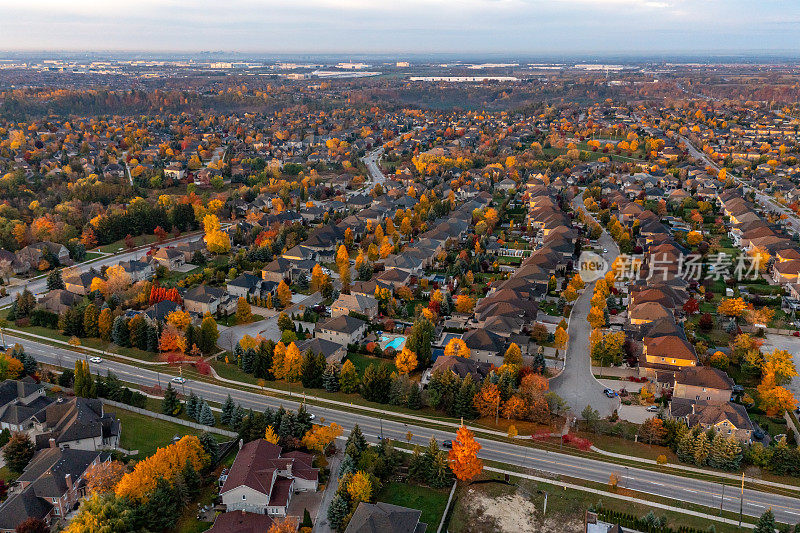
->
[381,335,407,350]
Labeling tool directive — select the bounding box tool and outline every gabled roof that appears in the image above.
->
[345,502,426,533]
[317,315,367,335]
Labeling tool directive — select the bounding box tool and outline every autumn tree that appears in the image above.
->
[115,436,208,501]
[444,338,470,358]
[3,432,35,473]
[203,214,230,254]
[554,326,569,350]
[302,423,343,454]
[236,297,253,324]
[473,382,501,420]
[277,281,292,309]
[449,424,483,481]
[717,297,747,318]
[265,425,279,444]
[639,418,667,445]
[503,343,522,366]
[84,460,127,494]
[347,470,373,504]
[395,348,418,375]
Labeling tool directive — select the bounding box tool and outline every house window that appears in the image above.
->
[242,495,246,500]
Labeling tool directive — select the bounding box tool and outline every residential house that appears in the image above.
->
[37,289,81,314]
[331,293,379,319]
[227,272,278,301]
[31,397,120,451]
[184,285,235,316]
[219,440,318,517]
[344,502,427,533]
[153,248,186,270]
[673,367,734,402]
[207,511,274,533]
[315,315,367,346]
[118,259,154,282]
[670,399,754,442]
[0,447,106,532]
[639,334,697,378]
[0,380,50,433]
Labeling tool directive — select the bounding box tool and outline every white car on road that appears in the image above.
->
[89,357,103,364]
[171,377,187,384]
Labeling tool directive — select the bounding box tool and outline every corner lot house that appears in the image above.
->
[220,440,318,517]
[315,315,367,346]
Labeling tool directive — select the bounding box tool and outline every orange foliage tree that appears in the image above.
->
[449,424,483,482]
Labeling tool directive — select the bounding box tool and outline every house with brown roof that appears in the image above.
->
[207,511,274,533]
[670,399,754,442]
[673,367,734,403]
[639,334,697,378]
[220,440,318,518]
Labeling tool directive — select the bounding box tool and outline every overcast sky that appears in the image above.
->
[0,0,798,55]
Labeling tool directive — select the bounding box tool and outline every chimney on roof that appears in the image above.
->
[49,438,57,449]
[65,474,73,492]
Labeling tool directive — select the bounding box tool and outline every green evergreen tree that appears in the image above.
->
[407,383,422,409]
[199,432,219,464]
[162,383,181,416]
[327,493,349,531]
[146,324,159,353]
[198,401,215,426]
[753,509,776,533]
[532,350,547,374]
[241,348,256,374]
[221,395,235,426]
[47,270,65,290]
[136,477,181,531]
[111,316,129,347]
[301,351,325,389]
[185,392,200,420]
[322,362,341,392]
[346,424,368,459]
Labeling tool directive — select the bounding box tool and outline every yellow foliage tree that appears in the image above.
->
[717,298,747,317]
[166,309,192,330]
[444,338,470,358]
[347,470,373,503]
[283,342,303,382]
[115,436,208,501]
[301,423,343,454]
[265,425,279,444]
[395,348,418,374]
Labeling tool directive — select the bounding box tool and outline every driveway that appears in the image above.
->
[217,292,323,351]
[313,451,343,533]
[549,194,620,419]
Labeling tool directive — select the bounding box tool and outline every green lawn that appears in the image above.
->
[377,482,450,530]
[98,234,160,253]
[347,351,397,375]
[104,406,228,458]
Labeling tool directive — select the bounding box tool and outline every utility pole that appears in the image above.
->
[719,482,725,516]
[542,491,548,517]
[738,472,744,528]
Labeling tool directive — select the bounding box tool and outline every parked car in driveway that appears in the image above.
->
[604,388,617,398]
[646,405,659,412]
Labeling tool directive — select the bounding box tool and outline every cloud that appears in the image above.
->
[0,0,796,53]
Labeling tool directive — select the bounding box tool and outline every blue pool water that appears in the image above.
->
[381,336,407,350]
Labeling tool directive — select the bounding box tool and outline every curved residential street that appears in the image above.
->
[549,194,620,418]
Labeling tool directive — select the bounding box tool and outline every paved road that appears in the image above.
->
[550,195,620,418]
[361,146,387,186]
[678,134,800,234]
[217,292,322,351]
[1,231,209,305]
[14,333,800,523]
